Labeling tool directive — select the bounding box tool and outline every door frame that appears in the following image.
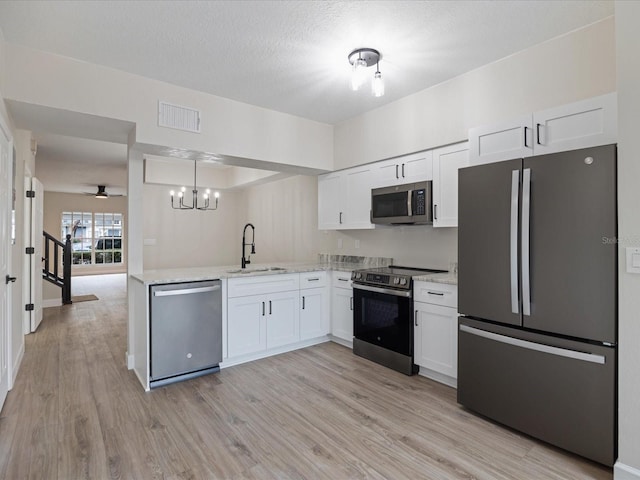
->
[0,108,14,401]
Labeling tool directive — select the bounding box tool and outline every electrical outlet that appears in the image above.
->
[338,238,343,249]
[355,240,360,249]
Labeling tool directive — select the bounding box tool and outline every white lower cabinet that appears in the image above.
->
[265,291,300,349]
[228,291,299,357]
[226,272,330,362]
[413,281,458,387]
[300,287,330,340]
[227,295,267,357]
[331,271,353,343]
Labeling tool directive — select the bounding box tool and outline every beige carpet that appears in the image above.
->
[71,294,99,303]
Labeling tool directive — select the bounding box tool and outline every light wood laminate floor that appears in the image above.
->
[0,274,612,479]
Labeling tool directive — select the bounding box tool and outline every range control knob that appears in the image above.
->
[393,277,400,285]
[399,278,407,286]
[355,272,362,280]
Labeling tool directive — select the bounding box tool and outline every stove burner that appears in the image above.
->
[351,265,447,290]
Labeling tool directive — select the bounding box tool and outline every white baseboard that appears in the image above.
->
[417,367,457,389]
[220,336,330,369]
[10,342,25,389]
[43,298,62,308]
[615,462,640,480]
[329,335,353,349]
[127,352,135,370]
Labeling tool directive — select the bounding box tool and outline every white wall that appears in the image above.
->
[238,175,320,264]
[142,183,243,270]
[3,44,333,172]
[614,2,640,477]
[42,191,127,302]
[334,17,616,169]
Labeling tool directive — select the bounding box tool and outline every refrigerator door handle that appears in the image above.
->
[522,168,531,316]
[510,170,520,314]
[459,325,606,365]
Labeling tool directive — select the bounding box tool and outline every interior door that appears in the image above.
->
[0,120,11,409]
[30,178,44,332]
[522,145,617,343]
[458,159,522,326]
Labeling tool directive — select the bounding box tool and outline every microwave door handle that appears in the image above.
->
[407,190,413,217]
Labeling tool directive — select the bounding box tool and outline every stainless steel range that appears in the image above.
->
[351,265,447,375]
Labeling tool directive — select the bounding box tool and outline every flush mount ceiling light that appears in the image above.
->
[169,159,220,211]
[348,47,384,97]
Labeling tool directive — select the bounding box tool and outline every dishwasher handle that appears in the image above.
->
[153,285,220,297]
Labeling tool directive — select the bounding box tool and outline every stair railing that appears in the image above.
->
[42,232,72,304]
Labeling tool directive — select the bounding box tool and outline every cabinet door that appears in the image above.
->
[432,142,469,228]
[414,302,457,379]
[265,291,300,349]
[318,172,345,229]
[331,287,353,342]
[300,287,329,340]
[469,114,533,165]
[533,92,617,156]
[401,150,433,183]
[344,165,375,229]
[227,295,266,358]
[373,158,402,187]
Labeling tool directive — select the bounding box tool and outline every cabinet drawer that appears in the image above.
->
[300,271,327,289]
[228,273,300,298]
[332,271,352,289]
[414,281,457,308]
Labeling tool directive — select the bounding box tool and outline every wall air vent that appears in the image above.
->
[158,101,201,133]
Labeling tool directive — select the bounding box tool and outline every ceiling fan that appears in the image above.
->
[83,185,124,199]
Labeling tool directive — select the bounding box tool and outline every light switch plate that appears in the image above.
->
[626,247,640,273]
[355,240,360,249]
[337,238,343,249]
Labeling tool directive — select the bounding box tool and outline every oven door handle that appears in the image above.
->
[353,284,412,298]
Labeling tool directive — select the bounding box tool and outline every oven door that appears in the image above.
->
[353,284,413,356]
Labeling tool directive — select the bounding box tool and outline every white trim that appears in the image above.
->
[615,462,640,480]
[417,367,457,389]
[10,341,24,389]
[42,298,62,308]
[329,335,353,349]
[220,336,330,369]
[126,352,134,370]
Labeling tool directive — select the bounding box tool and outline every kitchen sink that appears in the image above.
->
[226,267,286,274]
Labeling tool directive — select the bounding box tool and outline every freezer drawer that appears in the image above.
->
[457,317,616,466]
[150,280,222,386]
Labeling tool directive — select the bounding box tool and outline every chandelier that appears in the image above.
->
[169,159,220,210]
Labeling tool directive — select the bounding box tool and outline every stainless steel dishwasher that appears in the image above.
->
[149,280,222,388]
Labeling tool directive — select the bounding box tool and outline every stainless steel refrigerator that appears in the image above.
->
[457,144,617,466]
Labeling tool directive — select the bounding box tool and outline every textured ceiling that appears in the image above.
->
[0,0,614,125]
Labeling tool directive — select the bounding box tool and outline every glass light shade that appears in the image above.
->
[372,71,385,97]
[351,58,368,91]
[214,192,220,198]
[170,190,175,196]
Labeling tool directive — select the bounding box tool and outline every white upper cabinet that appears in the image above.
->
[318,165,375,230]
[344,165,375,229]
[468,114,533,166]
[532,93,617,155]
[469,93,617,165]
[373,150,433,187]
[317,172,345,230]
[432,142,469,228]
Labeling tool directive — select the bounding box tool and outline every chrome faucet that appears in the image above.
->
[241,223,255,269]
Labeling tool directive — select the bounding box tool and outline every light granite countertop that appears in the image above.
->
[413,272,458,286]
[130,254,394,286]
[130,254,457,286]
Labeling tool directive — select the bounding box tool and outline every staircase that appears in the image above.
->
[43,232,72,305]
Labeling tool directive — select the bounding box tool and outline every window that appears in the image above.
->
[62,212,124,266]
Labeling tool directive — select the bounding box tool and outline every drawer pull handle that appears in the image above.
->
[338,278,349,282]
[307,278,320,282]
[427,291,444,296]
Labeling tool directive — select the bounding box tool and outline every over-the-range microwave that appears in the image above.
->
[370,181,433,225]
